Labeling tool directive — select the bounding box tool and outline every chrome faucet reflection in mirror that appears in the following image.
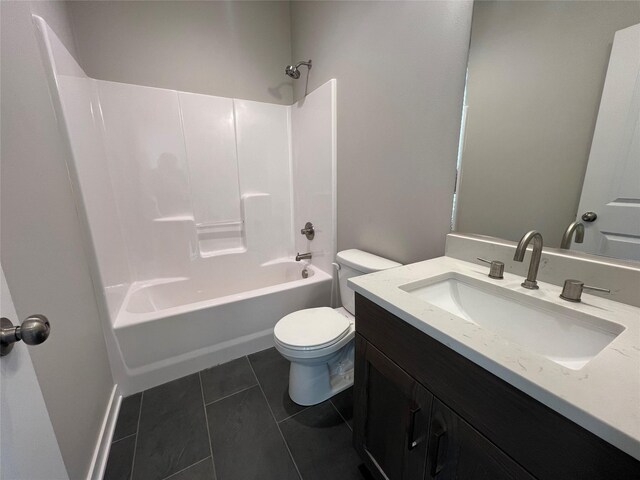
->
[560,221,585,249]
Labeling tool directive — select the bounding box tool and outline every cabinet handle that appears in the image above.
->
[407,407,421,450]
[428,420,447,478]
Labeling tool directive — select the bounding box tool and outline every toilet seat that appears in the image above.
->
[274,307,351,351]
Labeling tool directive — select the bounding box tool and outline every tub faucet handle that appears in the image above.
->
[300,222,315,240]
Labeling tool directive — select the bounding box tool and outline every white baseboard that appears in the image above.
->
[87,385,121,480]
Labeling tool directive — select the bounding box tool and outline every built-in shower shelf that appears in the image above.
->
[200,246,247,258]
[196,219,245,257]
[196,220,244,233]
[153,215,195,223]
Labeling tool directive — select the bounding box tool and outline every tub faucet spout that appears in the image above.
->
[296,252,312,261]
[513,230,543,290]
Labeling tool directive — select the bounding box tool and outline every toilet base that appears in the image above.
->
[288,361,354,406]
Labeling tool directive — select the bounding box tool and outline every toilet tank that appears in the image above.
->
[335,249,401,314]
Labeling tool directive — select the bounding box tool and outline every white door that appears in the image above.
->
[574,23,640,261]
[0,265,68,480]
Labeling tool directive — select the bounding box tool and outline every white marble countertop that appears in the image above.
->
[349,256,640,460]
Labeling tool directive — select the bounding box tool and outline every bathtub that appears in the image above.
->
[113,260,332,393]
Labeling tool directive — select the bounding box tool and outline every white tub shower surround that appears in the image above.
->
[34,17,337,394]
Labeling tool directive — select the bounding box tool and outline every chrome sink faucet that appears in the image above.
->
[513,230,543,290]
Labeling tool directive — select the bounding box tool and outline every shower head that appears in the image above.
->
[285,65,301,79]
[285,60,312,79]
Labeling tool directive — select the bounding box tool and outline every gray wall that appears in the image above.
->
[67,0,294,104]
[456,1,640,247]
[291,1,473,264]
[1,2,114,478]
[30,0,79,59]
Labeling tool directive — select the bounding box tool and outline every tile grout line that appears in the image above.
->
[330,399,353,432]
[247,355,304,480]
[128,391,144,480]
[204,382,258,407]
[160,456,211,480]
[277,404,309,424]
[199,371,219,480]
[111,432,137,445]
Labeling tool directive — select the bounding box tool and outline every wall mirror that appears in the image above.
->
[454,1,640,262]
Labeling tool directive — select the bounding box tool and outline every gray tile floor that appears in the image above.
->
[104,347,369,480]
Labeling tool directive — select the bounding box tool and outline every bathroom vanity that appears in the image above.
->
[350,254,640,480]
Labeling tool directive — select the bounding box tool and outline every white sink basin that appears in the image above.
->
[399,274,625,370]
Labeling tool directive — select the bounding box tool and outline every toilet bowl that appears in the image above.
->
[274,249,401,406]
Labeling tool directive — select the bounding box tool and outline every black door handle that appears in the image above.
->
[407,407,421,450]
[428,419,447,478]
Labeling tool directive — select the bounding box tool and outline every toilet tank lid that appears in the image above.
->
[336,249,401,274]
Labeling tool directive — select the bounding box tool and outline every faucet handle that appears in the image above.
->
[560,279,610,302]
[300,222,315,240]
[477,258,504,279]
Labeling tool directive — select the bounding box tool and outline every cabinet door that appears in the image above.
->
[354,335,433,480]
[425,399,534,480]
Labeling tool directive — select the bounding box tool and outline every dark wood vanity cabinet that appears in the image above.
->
[354,336,533,480]
[354,335,433,480]
[353,294,640,480]
[425,399,533,480]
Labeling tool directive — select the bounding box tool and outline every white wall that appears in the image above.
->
[66,0,294,105]
[40,16,296,296]
[98,80,195,281]
[1,3,114,479]
[41,21,134,320]
[96,83,296,282]
[235,99,294,260]
[455,1,640,247]
[292,80,337,275]
[291,1,473,265]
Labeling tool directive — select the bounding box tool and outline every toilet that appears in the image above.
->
[274,249,401,406]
